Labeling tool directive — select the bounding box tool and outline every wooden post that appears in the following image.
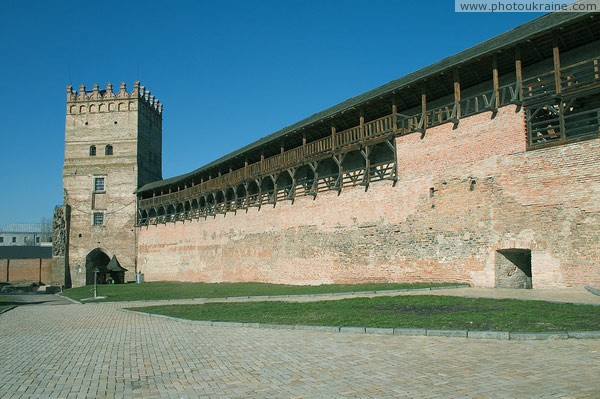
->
[553,32,562,95]
[420,87,427,131]
[260,153,265,174]
[331,126,337,150]
[492,54,500,109]
[559,98,567,142]
[280,139,284,155]
[302,132,307,156]
[453,68,461,120]
[515,45,523,100]
[38,258,42,285]
[392,103,398,133]
[6,259,9,282]
[359,110,365,139]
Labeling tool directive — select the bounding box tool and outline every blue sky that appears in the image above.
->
[0,0,542,228]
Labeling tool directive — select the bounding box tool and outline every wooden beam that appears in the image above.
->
[553,31,562,95]
[331,126,337,150]
[419,86,427,133]
[492,54,500,109]
[392,103,398,133]
[260,153,265,175]
[333,153,345,191]
[453,68,461,120]
[360,146,371,187]
[515,45,523,101]
[6,259,9,282]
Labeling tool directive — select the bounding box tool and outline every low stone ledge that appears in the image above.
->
[567,331,600,339]
[242,322,261,328]
[510,332,569,340]
[295,325,340,332]
[365,327,394,335]
[393,328,427,336]
[467,330,510,340]
[339,326,366,334]
[259,323,293,330]
[190,320,213,326]
[427,329,468,338]
[429,284,470,290]
[212,321,245,328]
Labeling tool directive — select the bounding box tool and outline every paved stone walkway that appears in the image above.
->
[1,289,600,398]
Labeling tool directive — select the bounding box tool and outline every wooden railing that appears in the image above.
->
[138,113,396,209]
[139,56,600,212]
[560,56,600,92]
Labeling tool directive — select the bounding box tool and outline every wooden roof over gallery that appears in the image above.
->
[138,11,600,197]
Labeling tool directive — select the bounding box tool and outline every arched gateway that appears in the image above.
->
[85,248,127,285]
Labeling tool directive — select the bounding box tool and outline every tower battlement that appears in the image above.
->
[66,81,162,115]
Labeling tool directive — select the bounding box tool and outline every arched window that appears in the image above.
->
[89,145,96,156]
[105,145,113,156]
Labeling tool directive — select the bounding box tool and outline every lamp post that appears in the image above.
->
[93,268,99,299]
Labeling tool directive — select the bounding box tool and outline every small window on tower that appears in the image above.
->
[93,212,104,226]
[105,145,113,155]
[89,145,96,156]
[94,177,105,192]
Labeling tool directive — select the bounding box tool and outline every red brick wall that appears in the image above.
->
[0,258,52,284]
[137,105,600,288]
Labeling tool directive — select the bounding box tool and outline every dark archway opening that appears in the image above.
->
[85,249,127,285]
[495,249,532,289]
[85,249,110,285]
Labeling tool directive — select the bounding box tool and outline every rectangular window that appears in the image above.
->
[93,212,104,226]
[36,237,40,243]
[0,237,4,243]
[94,177,105,192]
[12,237,16,243]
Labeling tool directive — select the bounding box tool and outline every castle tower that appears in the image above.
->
[62,81,162,287]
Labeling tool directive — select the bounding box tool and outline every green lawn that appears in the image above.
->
[61,281,461,302]
[130,295,600,332]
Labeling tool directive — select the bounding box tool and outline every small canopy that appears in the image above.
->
[106,255,127,272]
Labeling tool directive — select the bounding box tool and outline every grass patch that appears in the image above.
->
[130,295,600,332]
[61,281,461,302]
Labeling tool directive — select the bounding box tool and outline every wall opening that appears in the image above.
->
[85,248,110,285]
[495,249,532,289]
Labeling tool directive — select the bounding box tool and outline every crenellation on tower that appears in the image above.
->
[66,81,163,116]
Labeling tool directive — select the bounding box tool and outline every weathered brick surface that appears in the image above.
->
[137,105,600,288]
[0,258,52,284]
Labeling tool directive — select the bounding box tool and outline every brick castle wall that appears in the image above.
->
[0,259,53,284]
[137,105,600,288]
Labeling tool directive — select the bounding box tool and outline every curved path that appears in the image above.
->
[1,289,599,398]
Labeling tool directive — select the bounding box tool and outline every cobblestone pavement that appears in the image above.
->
[1,290,600,398]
